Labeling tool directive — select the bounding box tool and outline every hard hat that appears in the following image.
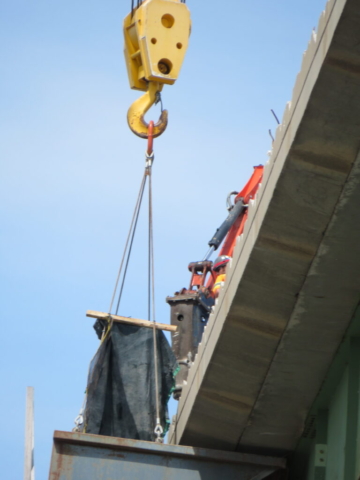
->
[213,255,231,272]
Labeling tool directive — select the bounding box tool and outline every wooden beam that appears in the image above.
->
[86,310,177,332]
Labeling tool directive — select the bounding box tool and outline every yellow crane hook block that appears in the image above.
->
[124,0,191,89]
[123,0,191,138]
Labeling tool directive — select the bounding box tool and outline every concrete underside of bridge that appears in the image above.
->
[170,0,360,456]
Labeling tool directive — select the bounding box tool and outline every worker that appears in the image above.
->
[212,255,231,298]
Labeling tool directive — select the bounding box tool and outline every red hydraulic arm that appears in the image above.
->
[219,165,263,258]
[176,166,263,296]
[183,165,264,294]
[204,165,263,292]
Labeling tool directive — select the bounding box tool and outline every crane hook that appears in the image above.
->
[127,82,168,139]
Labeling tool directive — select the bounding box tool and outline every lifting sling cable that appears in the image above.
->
[108,173,147,314]
[108,122,163,441]
[147,153,163,441]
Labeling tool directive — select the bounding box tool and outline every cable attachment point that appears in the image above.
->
[146,120,155,170]
[73,410,84,432]
[72,394,87,432]
[154,420,164,443]
[155,91,163,111]
[145,151,154,174]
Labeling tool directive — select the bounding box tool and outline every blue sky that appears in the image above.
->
[1,0,326,478]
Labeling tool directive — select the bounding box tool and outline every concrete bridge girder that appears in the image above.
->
[170,0,360,455]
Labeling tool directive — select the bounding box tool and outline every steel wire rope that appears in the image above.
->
[147,161,163,442]
[109,172,147,314]
[115,175,147,315]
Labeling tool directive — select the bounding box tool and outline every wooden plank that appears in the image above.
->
[86,310,177,332]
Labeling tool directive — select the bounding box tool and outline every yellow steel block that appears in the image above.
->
[124,0,191,91]
[124,13,147,91]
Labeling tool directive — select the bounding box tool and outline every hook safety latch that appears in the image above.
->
[127,82,168,139]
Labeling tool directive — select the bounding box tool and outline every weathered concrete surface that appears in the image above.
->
[170,0,360,455]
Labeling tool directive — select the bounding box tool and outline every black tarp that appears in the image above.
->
[83,322,178,441]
